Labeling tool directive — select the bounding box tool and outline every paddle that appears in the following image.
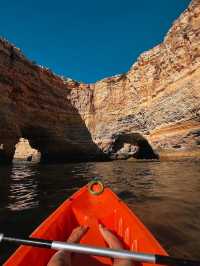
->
[0,233,199,266]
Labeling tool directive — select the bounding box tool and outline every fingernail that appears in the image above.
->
[82,225,89,230]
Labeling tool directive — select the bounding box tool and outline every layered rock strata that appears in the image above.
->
[0,0,200,163]
[0,40,106,163]
[69,0,200,159]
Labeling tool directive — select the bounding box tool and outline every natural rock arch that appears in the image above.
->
[0,38,108,164]
[108,132,159,160]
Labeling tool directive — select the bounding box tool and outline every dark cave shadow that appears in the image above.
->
[110,133,159,160]
[0,60,108,164]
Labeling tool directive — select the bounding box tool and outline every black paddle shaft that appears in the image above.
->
[1,234,200,266]
[156,255,200,266]
[2,236,52,249]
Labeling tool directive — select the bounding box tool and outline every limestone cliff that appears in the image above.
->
[0,40,106,163]
[0,0,200,163]
[69,0,200,159]
[14,138,41,162]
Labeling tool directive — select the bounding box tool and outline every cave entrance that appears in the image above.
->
[110,133,159,160]
[13,138,41,163]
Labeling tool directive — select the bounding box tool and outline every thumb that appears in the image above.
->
[67,226,88,243]
[99,224,132,266]
[99,224,123,249]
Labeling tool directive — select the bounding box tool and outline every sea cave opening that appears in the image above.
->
[110,133,159,160]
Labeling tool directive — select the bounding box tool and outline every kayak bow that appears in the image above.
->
[4,179,167,266]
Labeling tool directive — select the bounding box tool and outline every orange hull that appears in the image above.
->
[4,182,167,266]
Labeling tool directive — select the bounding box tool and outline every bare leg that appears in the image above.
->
[47,226,88,266]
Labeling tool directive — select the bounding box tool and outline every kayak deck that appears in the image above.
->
[4,182,167,266]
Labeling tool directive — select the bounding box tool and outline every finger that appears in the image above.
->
[67,225,88,243]
[99,224,123,249]
[48,226,88,266]
[99,224,132,266]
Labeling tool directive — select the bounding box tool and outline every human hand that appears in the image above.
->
[47,226,88,266]
[48,224,132,266]
[99,224,132,266]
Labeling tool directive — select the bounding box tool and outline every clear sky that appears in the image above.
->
[1,0,191,83]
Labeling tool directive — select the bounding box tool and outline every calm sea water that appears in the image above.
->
[0,160,200,264]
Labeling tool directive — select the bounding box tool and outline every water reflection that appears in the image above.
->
[81,161,200,259]
[7,163,39,211]
[1,160,200,263]
[85,161,158,201]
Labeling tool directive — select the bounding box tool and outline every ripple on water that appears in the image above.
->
[0,160,200,263]
[7,163,39,211]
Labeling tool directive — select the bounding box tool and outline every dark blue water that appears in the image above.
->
[0,160,200,264]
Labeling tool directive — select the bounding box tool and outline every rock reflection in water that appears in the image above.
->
[7,163,39,211]
[0,160,200,264]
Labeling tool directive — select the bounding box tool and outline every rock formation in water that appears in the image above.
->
[0,0,200,163]
[14,138,41,162]
[0,41,106,164]
[69,0,200,160]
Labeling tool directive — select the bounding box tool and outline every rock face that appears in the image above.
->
[0,41,106,164]
[0,0,200,163]
[14,138,41,162]
[69,0,200,159]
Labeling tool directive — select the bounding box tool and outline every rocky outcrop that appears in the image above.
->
[0,40,106,164]
[69,0,200,159]
[0,0,200,163]
[14,138,41,162]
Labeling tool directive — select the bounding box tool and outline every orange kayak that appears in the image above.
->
[4,180,167,266]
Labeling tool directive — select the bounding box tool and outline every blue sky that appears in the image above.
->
[1,0,190,83]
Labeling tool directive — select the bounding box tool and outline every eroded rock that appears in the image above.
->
[69,0,200,159]
[14,138,41,162]
[0,0,200,163]
[0,39,107,163]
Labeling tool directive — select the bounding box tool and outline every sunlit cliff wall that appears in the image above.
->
[69,0,200,159]
[0,0,200,163]
[0,41,106,163]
